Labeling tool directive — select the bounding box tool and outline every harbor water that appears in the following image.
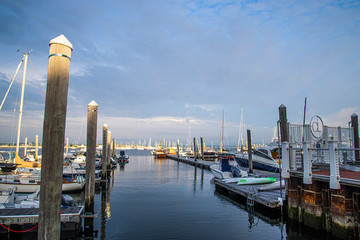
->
[2,150,336,239]
[78,150,330,240]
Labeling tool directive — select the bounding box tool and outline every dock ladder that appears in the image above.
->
[246,187,257,207]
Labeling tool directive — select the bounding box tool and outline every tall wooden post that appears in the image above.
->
[66,137,69,154]
[107,131,111,172]
[84,101,98,236]
[193,137,197,161]
[279,104,289,142]
[38,34,73,240]
[177,139,180,158]
[247,129,253,173]
[102,124,108,180]
[200,137,204,160]
[351,113,359,162]
[35,135,38,160]
[23,137,27,157]
[112,138,116,158]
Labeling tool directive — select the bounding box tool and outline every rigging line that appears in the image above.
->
[0,57,24,111]
[28,56,45,99]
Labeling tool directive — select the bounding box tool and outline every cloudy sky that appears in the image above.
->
[0,0,359,146]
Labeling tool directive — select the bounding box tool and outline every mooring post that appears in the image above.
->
[177,139,180,158]
[112,138,116,158]
[200,137,204,160]
[303,142,312,184]
[279,104,289,142]
[84,101,98,237]
[66,137,69,154]
[193,137,197,161]
[329,140,340,189]
[35,135,38,160]
[351,113,359,162]
[38,34,73,240]
[102,124,108,181]
[107,131,112,173]
[247,129,253,173]
[24,137,27,157]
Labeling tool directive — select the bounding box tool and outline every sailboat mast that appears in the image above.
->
[15,53,29,156]
[219,110,224,153]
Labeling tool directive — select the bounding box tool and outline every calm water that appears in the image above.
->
[2,150,331,239]
[80,150,327,240]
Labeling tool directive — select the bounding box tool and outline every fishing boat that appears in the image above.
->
[153,150,167,159]
[234,146,280,172]
[210,154,248,179]
[0,174,85,193]
[117,150,129,163]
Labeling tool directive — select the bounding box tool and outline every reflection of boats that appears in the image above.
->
[0,174,85,193]
[234,146,280,172]
[210,154,248,179]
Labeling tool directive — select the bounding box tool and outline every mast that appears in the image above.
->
[15,53,29,157]
[237,108,244,151]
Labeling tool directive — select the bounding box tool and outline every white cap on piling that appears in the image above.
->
[49,34,73,50]
[88,100,98,106]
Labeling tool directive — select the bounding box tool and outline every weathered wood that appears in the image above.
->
[112,138,116,158]
[107,131,111,171]
[38,34,73,240]
[351,113,359,162]
[85,101,98,237]
[24,137,27,157]
[35,135,38,160]
[279,104,289,142]
[177,139,180,158]
[247,129,253,173]
[200,137,204,160]
[193,137,197,161]
[102,124,108,180]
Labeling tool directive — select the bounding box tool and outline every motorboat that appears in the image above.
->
[234,146,280,172]
[117,150,129,163]
[0,174,85,193]
[210,154,248,179]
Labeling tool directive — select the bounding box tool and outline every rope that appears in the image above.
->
[0,223,38,233]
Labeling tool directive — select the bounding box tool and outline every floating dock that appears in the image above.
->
[166,154,283,210]
[0,206,84,233]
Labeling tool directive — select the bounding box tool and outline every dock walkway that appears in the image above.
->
[166,154,283,209]
[0,206,84,225]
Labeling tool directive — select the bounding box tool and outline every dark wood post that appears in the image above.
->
[112,138,116,158]
[279,104,289,142]
[107,131,111,172]
[193,137,197,161]
[84,101,98,236]
[102,124,108,180]
[200,137,204,160]
[177,139,180,158]
[35,135,38,160]
[38,34,73,240]
[247,129,253,173]
[351,113,359,162]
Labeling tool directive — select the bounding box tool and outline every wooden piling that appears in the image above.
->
[35,135,38,160]
[200,137,204,160]
[102,124,108,180]
[107,131,111,171]
[247,129,253,173]
[38,34,73,240]
[112,138,116,158]
[24,137,27,157]
[177,139,180,158]
[84,101,98,236]
[279,104,289,142]
[193,137,197,161]
[351,113,359,162]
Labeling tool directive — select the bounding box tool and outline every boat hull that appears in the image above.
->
[234,155,279,172]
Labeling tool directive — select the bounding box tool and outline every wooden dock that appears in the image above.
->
[0,206,83,225]
[166,154,283,210]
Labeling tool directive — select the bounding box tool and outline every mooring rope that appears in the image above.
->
[0,223,38,233]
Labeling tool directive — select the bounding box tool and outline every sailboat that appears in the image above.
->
[0,52,41,169]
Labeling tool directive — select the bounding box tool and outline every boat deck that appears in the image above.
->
[0,206,84,224]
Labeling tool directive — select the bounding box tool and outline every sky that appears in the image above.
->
[0,0,359,146]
